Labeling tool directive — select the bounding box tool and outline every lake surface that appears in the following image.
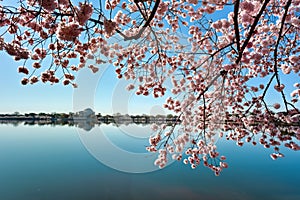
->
[0,124,299,200]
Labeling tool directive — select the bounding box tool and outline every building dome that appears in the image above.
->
[83,108,94,116]
[77,108,95,118]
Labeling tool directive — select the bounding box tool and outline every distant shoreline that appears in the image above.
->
[0,109,179,131]
[0,112,178,123]
[1,108,299,131]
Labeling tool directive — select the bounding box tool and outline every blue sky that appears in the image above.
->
[0,50,169,114]
[0,51,73,114]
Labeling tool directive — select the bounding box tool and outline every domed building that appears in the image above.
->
[74,108,96,119]
[73,108,97,131]
[79,108,95,118]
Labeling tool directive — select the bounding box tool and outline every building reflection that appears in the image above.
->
[0,108,178,131]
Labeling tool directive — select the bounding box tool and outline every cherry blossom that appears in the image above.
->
[104,19,117,36]
[37,0,57,12]
[56,23,83,41]
[0,0,300,175]
[75,2,93,26]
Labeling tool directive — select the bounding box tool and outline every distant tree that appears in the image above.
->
[166,114,174,119]
[38,112,47,116]
[13,111,20,116]
[60,113,69,118]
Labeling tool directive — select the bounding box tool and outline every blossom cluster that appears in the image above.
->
[104,19,117,36]
[75,2,93,26]
[38,0,57,12]
[57,23,82,41]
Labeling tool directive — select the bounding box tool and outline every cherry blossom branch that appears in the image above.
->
[273,0,292,113]
[196,73,222,101]
[243,73,276,116]
[233,0,240,52]
[122,0,160,41]
[235,0,270,64]
[194,42,234,70]
[163,113,182,147]
[1,0,300,175]
[201,95,207,144]
[134,0,148,21]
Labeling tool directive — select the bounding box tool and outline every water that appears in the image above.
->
[0,124,299,200]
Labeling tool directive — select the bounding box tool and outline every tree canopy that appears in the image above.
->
[1,0,300,175]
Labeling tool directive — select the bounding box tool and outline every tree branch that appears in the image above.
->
[235,0,270,64]
[233,0,240,53]
[273,0,292,113]
[122,0,161,41]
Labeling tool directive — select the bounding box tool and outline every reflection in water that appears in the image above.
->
[0,115,175,131]
[0,108,178,131]
[0,125,300,200]
[0,119,162,131]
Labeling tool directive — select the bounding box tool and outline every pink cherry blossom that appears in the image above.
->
[0,0,299,176]
[273,103,281,109]
[104,19,117,36]
[57,23,82,41]
[75,2,93,26]
[37,0,57,12]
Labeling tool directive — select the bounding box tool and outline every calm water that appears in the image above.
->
[0,124,299,200]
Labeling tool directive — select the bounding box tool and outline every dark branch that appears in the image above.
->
[122,0,161,41]
[235,0,270,64]
[273,0,292,113]
[233,0,240,52]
